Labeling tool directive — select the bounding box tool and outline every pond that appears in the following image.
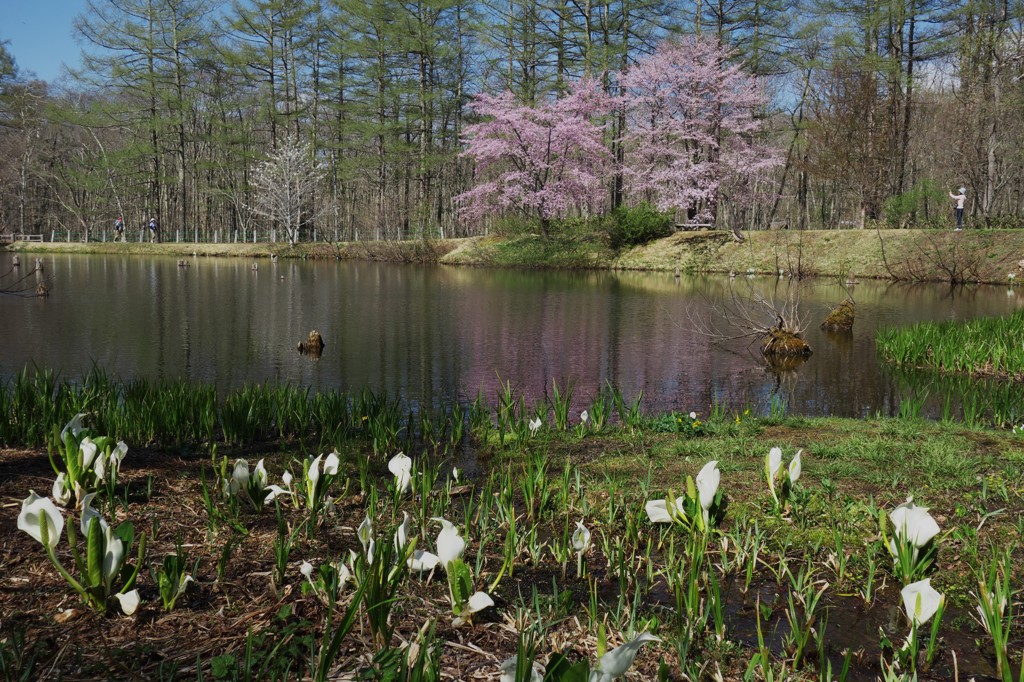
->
[1,252,1019,418]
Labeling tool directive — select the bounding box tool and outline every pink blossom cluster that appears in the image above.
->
[455,79,613,224]
[455,36,781,224]
[620,36,782,217]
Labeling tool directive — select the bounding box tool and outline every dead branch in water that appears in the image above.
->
[687,277,812,358]
[689,278,807,338]
[0,261,53,297]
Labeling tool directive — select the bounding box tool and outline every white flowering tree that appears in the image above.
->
[249,138,323,245]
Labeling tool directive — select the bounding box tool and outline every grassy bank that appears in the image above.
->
[445,228,1024,284]
[2,371,1023,680]
[4,238,464,263]
[7,227,1024,283]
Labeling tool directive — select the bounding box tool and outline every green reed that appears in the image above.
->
[878,309,1024,378]
[974,548,1022,682]
[549,378,575,431]
[587,386,612,432]
[1,368,425,451]
[2,367,69,446]
[606,381,635,432]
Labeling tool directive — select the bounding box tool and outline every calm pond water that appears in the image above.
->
[1,252,1019,417]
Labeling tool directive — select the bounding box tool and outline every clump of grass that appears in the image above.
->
[878,309,1024,380]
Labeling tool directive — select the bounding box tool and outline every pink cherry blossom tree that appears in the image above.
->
[619,37,781,224]
[454,79,613,236]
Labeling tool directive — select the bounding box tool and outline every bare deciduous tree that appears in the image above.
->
[249,138,324,246]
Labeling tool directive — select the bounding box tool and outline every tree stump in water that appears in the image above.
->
[297,330,325,358]
[760,328,812,358]
[821,299,854,333]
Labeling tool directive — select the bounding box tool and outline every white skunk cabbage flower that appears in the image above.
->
[266,470,295,504]
[323,451,340,476]
[18,491,64,548]
[901,578,944,626]
[767,447,783,482]
[766,447,801,505]
[357,515,373,548]
[226,459,249,497]
[110,440,128,469]
[306,454,322,491]
[300,560,314,580]
[94,441,129,483]
[452,467,460,483]
[432,517,465,567]
[572,520,592,554]
[529,417,542,435]
[788,450,802,483]
[113,589,141,616]
[889,497,941,550]
[453,591,494,626]
[253,459,268,490]
[357,515,374,563]
[339,561,352,587]
[409,549,441,573]
[52,473,72,506]
[695,460,720,512]
[265,484,289,503]
[645,497,686,524]
[581,410,589,424]
[80,492,108,536]
[394,512,411,552]
[388,452,413,494]
[591,632,661,682]
[102,523,124,589]
[80,437,99,470]
[61,413,88,441]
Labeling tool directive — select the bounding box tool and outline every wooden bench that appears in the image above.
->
[674,223,714,231]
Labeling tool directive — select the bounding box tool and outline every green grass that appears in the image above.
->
[878,309,1024,380]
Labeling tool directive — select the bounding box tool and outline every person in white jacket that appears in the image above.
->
[949,187,966,230]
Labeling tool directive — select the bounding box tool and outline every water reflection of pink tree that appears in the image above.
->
[620,37,781,225]
[455,80,612,237]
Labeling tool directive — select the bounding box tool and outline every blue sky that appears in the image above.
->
[4,0,88,82]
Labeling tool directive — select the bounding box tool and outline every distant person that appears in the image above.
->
[949,187,966,231]
[114,215,124,241]
[148,217,158,242]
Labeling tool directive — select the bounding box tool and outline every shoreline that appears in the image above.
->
[6,228,1024,284]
